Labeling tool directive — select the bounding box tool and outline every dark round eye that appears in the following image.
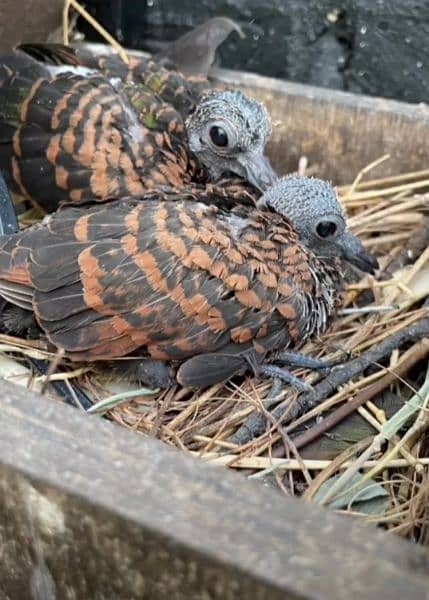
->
[209,125,229,147]
[316,221,337,238]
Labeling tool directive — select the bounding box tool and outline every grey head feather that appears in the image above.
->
[260,175,379,274]
[186,90,277,191]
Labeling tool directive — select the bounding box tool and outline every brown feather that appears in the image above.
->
[0,51,201,212]
[0,194,341,386]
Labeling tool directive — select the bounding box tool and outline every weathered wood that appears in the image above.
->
[0,379,428,599]
[74,43,429,185]
[213,67,429,184]
[0,0,62,52]
[95,0,429,104]
[0,35,428,598]
[85,43,429,184]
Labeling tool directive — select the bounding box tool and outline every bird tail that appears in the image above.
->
[0,166,38,300]
[0,52,50,177]
[0,169,33,308]
[0,169,18,235]
[0,50,117,212]
[0,229,33,308]
[0,51,50,124]
[16,43,82,66]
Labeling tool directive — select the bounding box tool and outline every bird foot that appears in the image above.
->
[274,350,340,372]
[258,364,314,394]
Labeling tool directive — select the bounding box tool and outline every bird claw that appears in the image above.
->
[28,358,92,410]
[258,364,314,394]
[274,350,339,372]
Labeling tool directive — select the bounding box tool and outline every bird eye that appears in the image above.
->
[209,125,229,147]
[316,221,337,238]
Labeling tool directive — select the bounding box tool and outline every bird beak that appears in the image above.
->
[237,152,278,192]
[338,231,379,274]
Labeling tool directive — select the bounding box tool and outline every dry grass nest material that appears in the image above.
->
[6,160,429,544]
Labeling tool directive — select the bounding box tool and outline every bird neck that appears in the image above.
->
[303,254,344,340]
[247,209,345,341]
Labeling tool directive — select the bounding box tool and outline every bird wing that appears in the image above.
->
[0,52,191,212]
[17,42,209,119]
[0,197,313,368]
[156,17,244,76]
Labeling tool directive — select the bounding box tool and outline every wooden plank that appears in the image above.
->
[0,379,428,599]
[213,67,429,183]
[0,40,428,598]
[0,0,62,52]
[74,44,429,184]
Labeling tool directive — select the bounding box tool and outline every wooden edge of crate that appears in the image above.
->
[0,378,428,599]
[211,66,429,118]
[211,67,429,182]
[74,43,429,182]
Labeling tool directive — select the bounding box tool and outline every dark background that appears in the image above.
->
[82,0,429,104]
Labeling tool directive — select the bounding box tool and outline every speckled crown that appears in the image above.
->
[186,89,272,145]
[260,175,345,219]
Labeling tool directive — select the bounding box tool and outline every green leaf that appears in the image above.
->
[87,387,158,415]
[350,495,390,516]
[313,472,389,510]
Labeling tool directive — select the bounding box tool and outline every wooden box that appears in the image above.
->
[0,60,428,598]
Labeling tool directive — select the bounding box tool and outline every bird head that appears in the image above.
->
[259,175,379,274]
[186,89,277,191]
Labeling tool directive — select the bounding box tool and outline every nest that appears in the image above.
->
[4,161,429,545]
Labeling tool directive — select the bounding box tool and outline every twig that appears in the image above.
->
[151,387,175,437]
[199,453,429,471]
[337,168,429,194]
[228,378,283,445]
[274,316,429,428]
[33,366,90,383]
[193,435,239,450]
[385,217,429,276]
[62,0,71,44]
[63,378,85,410]
[357,405,416,464]
[40,348,65,396]
[291,338,429,452]
[342,177,429,202]
[259,396,313,485]
[64,0,130,64]
[344,154,390,199]
[28,357,93,410]
[232,316,429,445]
[298,156,308,176]
[338,305,397,315]
[316,362,429,507]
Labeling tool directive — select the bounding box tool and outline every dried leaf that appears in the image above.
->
[313,472,388,510]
